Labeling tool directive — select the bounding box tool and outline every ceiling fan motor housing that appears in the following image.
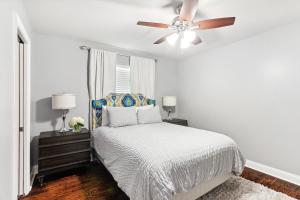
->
[171,18,193,33]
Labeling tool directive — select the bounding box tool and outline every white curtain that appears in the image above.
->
[88,49,116,129]
[130,56,155,98]
[88,49,117,100]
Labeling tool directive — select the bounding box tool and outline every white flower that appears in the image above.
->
[77,117,84,125]
[68,118,75,128]
[69,117,84,128]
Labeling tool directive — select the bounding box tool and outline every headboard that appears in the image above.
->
[91,93,156,129]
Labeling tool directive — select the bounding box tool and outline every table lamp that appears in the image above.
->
[52,93,76,132]
[162,96,176,119]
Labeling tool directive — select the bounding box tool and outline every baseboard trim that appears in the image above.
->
[246,160,300,186]
[22,165,37,195]
[29,165,38,188]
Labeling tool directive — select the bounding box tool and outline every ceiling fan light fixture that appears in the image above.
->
[137,0,235,47]
[180,37,191,49]
[167,33,179,46]
[183,30,196,42]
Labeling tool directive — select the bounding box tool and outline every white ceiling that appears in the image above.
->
[25,0,300,59]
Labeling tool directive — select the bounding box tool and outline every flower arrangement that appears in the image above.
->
[69,117,84,132]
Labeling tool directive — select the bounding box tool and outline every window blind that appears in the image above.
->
[116,64,130,93]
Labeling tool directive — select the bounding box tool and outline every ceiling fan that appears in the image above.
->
[137,0,235,49]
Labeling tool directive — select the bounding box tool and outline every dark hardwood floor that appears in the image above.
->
[242,167,300,199]
[21,163,300,200]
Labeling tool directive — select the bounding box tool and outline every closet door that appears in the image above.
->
[18,37,25,196]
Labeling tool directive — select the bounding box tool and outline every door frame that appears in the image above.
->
[12,12,31,197]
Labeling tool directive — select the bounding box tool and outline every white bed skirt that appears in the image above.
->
[93,150,231,200]
[172,173,232,200]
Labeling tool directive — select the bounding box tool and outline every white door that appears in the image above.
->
[18,37,25,196]
[14,14,31,197]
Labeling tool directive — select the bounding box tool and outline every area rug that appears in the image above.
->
[198,176,296,200]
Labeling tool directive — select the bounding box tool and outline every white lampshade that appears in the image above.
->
[52,93,76,110]
[163,96,176,107]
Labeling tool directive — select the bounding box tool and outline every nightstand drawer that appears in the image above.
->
[39,133,90,146]
[39,141,90,158]
[39,151,90,170]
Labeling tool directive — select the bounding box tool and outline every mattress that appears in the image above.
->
[92,122,245,200]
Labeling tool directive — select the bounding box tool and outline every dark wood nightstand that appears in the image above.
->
[163,118,188,126]
[37,128,91,186]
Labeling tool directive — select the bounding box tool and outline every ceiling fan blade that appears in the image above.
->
[137,21,169,28]
[191,35,202,45]
[195,17,235,30]
[154,32,175,44]
[179,0,199,21]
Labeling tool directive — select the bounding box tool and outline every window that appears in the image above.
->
[115,55,131,93]
[116,64,130,93]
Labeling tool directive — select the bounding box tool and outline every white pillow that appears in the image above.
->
[136,104,154,112]
[101,106,109,126]
[107,106,138,127]
[102,105,152,127]
[137,105,162,124]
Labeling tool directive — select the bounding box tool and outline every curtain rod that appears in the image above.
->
[79,45,158,62]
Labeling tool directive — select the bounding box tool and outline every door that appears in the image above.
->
[18,36,25,196]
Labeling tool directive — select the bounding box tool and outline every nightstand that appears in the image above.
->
[163,118,188,126]
[37,128,91,186]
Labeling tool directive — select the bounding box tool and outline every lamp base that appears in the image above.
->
[167,110,173,120]
[58,127,69,132]
[59,110,69,133]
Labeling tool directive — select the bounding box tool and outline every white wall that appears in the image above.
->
[31,33,178,165]
[0,0,32,199]
[156,58,178,118]
[177,21,300,176]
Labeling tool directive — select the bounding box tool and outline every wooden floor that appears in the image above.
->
[242,167,300,199]
[21,162,300,200]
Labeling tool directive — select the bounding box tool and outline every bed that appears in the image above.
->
[92,123,245,200]
[90,93,245,200]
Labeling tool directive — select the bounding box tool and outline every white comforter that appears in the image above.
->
[92,122,245,200]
